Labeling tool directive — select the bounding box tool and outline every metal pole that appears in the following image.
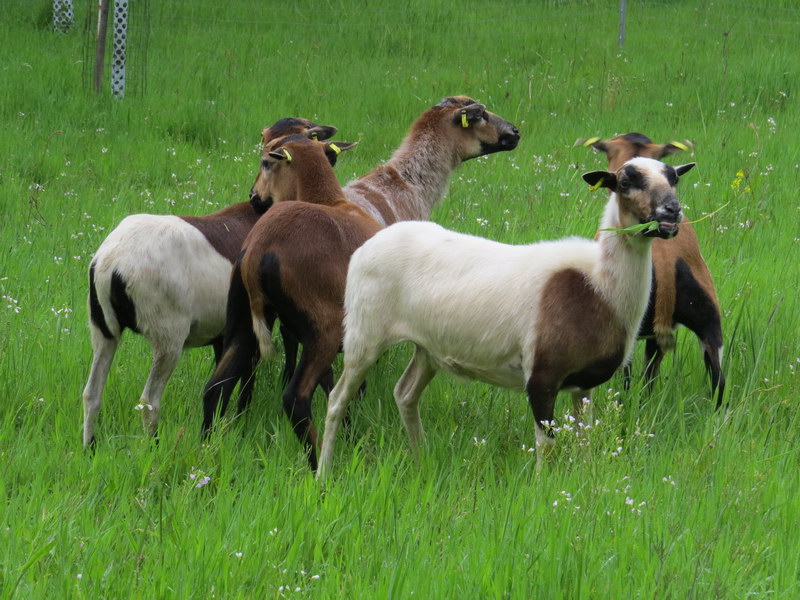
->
[618,0,627,48]
[111,0,129,99]
[93,0,111,94]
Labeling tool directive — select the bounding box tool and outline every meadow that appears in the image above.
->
[1,0,799,597]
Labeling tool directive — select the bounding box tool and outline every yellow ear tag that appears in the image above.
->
[670,141,689,151]
[328,143,341,155]
[311,132,319,141]
[461,111,469,128]
[588,177,604,192]
[582,136,601,147]
[281,148,292,163]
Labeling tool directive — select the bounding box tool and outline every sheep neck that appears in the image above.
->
[594,194,654,335]
[296,165,347,206]
[346,123,459,224]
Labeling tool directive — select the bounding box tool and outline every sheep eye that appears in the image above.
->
[261,160,271,171]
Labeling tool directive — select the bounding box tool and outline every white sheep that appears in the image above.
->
[318,157,695,478]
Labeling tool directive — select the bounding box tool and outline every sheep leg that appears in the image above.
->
[643,338,665,393]
[318,352,378,482]
[526,373,558,471]
[283,341,340,470]
[672,261,725,405]
[140,344,182,437]
[202,260,262,432]
[234,348,261,415]
[279,323,299,387]
[201,332,259,434]
[571,389,593,423]
[702,341,726,409]
[622,363,633,392]
[82,331,119,448]
[211,336,224,365]
[393,347,436,454]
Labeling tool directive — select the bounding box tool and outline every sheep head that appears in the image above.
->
[583,157,695,239]
[576,132,692,171]
[249,117,338,214]
[251,135,357,209]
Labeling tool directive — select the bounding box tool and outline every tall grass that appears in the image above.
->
[1,0,799,597]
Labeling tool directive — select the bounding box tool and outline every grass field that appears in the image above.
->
[2,0,799,597]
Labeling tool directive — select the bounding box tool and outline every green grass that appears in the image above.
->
[1,0,799,597]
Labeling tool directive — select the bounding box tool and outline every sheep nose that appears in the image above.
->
[500,126,521,148]
[657,197,681,221]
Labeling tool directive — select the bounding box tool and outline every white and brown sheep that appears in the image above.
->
[577,132,724,405]
[82,118,337,447]
[202,96,520,470]
[317,157,695,479]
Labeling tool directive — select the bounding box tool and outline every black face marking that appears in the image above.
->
[250,191,272,215]
[621,132,653,146]
[88,263,114,339]
[259,252,316,344]
[110,270,139,334]
[663,165,678,187]
[622,165,645,190]
[474,121,520,158]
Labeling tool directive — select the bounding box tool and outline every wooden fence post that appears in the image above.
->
[93,0,111,94]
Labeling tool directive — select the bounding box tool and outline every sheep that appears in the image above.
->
[202,96,520,469]
[201,134,367,433]
[82,117,337,448]
[317,157,695,479]
[576,132,725,405]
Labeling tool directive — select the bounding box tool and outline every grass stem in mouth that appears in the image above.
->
[600,221,660,236]
[601,203,728,236]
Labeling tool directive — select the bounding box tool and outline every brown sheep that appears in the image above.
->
[577,132,725,406]
[203,96,520,469]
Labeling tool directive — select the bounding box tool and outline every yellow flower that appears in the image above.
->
[731,169,747,191]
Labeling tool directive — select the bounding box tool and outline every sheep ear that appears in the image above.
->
[268,148,292,163]
[453,103,486,128]
[659,140,692,158]
[582,170,616,191]
[306,125,337,141]
[674,162,696,177]
[323,141,357,166]
[574,136,607,154]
